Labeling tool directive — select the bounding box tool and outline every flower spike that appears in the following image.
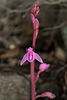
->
[20,47,43,65]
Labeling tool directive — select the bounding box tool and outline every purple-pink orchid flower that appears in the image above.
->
[35,63,50,84]
[39,63,50,72]
[20,47,43,65]
[36,92,56,99]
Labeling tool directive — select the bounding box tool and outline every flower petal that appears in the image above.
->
[35,18,39,29]
[35,53,43,63]
[41,92,56,99]
[20,53,27,65]
[27,47,33,51]
[30,13,35,23]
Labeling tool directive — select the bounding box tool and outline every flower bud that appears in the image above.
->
[31,3,39,17]
[41,92,56,99]
[39,63,50,72]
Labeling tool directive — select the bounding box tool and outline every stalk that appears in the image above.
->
[31,30,36,100]
[31,61,35,100]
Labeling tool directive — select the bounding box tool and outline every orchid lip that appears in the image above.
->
[27,51,34,62]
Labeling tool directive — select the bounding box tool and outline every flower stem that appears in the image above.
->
[34,71,41,84]
[35,95,41,99]
[31,30,36,100]
[31,61,35,100]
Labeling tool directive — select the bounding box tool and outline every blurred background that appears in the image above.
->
[0,0,67,100]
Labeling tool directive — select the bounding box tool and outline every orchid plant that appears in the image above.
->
[20,3,56,100]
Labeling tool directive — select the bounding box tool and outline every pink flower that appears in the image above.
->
[41,92,56,99]
[36,92,56,99]
[30,13,39,29]
[31,3,39,17]
[39,63,50,72]
[20,47,43,65]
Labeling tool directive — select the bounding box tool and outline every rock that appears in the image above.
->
[0,73,30,100]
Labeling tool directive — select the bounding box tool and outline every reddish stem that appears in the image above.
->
[31,61,35,100]
[31,29,36,100]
